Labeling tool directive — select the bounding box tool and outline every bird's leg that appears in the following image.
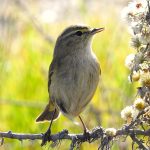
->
[79,115,88,133]
[41,109,56,146]
[79,115,90,141]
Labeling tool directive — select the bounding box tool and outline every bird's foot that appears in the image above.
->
[83,128,91,142]
[41,128,51,146]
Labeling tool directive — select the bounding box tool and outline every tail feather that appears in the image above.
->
[36,103,60,122]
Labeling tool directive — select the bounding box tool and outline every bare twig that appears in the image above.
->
[0,127,149,148]
[116,129,150,136]
[130,134,147,150]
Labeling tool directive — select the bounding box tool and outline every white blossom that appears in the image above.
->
[125,54,135,70]
[130,22,143,35]
[121,106,139,121]
[139,63,149,70]
[139,70,150,86]
[121,0,147,23]
[105,128,117,136]
[139,25,150,44]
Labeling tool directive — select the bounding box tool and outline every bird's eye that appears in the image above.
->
[75,31,83,36]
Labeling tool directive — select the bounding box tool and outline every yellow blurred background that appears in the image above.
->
[0,0,137,149]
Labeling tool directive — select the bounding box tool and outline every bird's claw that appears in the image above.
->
[83,128,91,142]
[41,128,51,146]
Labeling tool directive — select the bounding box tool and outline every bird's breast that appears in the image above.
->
[50,52,100,118]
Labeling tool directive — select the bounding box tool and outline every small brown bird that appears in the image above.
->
[36,25,104,142]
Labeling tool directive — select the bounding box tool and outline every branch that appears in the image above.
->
[0,128,149,149]
[0,131,42,140]
[116,129,150,136]
[0,106,149,148]
[130,134,147,150]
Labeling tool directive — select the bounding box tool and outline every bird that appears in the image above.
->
[36,25,104,144]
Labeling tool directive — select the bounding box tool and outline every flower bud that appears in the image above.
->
[132,71,140,81]
[140,70,150,86]
[134,98,145,110]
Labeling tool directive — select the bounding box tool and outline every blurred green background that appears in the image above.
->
[0,0,137,149]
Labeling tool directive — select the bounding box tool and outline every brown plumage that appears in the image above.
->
[36,25,104,124]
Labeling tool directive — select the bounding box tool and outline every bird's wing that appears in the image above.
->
[48,58,56,93]
[36,58,60,123]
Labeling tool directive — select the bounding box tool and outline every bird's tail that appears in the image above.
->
[36,100,60,122]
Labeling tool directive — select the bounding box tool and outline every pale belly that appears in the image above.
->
[50,55,100,118]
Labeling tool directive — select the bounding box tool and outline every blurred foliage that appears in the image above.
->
[0,0,136,149]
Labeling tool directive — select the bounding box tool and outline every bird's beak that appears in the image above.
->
[91,28,104,34]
